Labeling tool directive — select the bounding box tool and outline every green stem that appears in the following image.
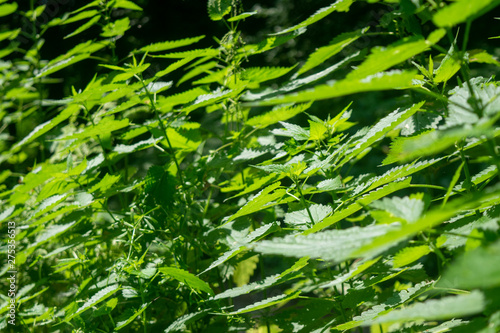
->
[459,145,474,193]
[296,181,315,226]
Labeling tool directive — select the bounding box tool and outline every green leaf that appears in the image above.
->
[305,178,412,234]
[207,0,232,21]
[213,273,282,300]
[178,61,218,86]
[244,50,359,102]
[370,195,425,223]
[36,54,91,78]
[285,204,332,226]
[225,182,286,224]
[250,70,418,106]
[370,291,485,324]
[356,185,500,259]
[226,291,301,315]
[60,117,129,140]
[100,17,130,37]
[392,245,431,268]
[433,0,500,28]
[241,66,296,83]
[27,222,76,251]
[470,49,500,66]
[113,137,161,154]
[165,310,210,333]
[164,126,202,151]
[31,194,68,219]
[66,284,121,321]
[68,0,99,14]
[0,28,20,42]
[64,15,101,39]
[155,57,196,78]
[213,257,306,301]
[340,102,424,166]
[152,48,220,59]
[227,11,257,22]
[448,82,500,125]
[273,0,354,35]
[434,40,463,83]
[114,0,143,11]
[316,177,343,191]
[254,224,400,263]
[158,267,213,295]
[93,298,118,317]
[233,255,259,287]
[309,119,328,141]
[111,63,150,82]
[0,2,17,17]
[115,303,149,330]
[241,28,307,56]
[61,10,100,25]
[11,104,78,151]
[384,125,498,164]
[0,206,15,223]
[246,102,313,128]
[89,173,121,194]
[335,281,433,330]
[271,121,310,141]
[437,240,500,290]
[201,223,279,274]
[298,27,368,75]
[454,165,497,193]
[200,246,246,275]
[347,29,445,79]
[182,86,245,114]
[137,36,205,53]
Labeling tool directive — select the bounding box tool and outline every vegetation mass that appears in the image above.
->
[1,0,500,332]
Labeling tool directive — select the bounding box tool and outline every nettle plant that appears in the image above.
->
[1,0,500,332]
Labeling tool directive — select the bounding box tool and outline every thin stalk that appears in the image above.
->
[296,181,315,226]
[137,74,187,189]
[458,146,474,193]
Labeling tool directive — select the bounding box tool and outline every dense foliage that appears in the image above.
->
[1,0,500,332]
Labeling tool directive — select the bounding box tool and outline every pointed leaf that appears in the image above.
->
[114,0,143,11]
[66,284,121,320]
[227,11,257,22]
[12,105,78,150]
[254,224,400,263]
[241,66,296,83]
[273,0,354,35]
[298,27,368,75]
[226,291,301,315]
[207,0,231,21]
[0,2,17,17]
[370,196,425,223]
[246,102,313,128]
[64,15,101,39]
[305,178,412,235]
[433,0,500,28]
[392,245,431,268]
[165,310,210,333]
[285,204,332,226]
[370,291,485,324]
[115,303,149,330]
[347,30,445,79]
[158,267,213,295]
[137,36,205,53]
[437,240,500,290]
[340,102,424,166]
[36,54,91,78]
[250,70,418,106]
[226,182,286,224]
